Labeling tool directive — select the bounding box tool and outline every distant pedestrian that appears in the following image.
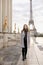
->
[21,24,30,61]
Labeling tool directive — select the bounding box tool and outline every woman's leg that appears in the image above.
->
[25,47,27,56]
[22,48,25,60]
[24,43,27,59]
[24,47,27,59]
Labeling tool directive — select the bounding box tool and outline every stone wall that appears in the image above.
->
[0,33,21,49]
[0,33,3,49]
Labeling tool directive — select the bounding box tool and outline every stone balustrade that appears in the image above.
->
[0,32,21,49]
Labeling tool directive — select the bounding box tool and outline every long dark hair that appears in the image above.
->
[21,24,30,32]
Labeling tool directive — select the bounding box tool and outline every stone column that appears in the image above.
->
[7,0,12,33]
[2,0,8,48]
[2,0,8,32]
[0,0,2,32]
[2,0,12,33]
[2,0,12,48]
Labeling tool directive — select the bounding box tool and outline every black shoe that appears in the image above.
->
[24,56,26,59]
[22,58,25,61]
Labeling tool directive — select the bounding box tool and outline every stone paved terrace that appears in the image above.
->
[0,45,21,65]
[17,37,43,65]
[0,37,43,65]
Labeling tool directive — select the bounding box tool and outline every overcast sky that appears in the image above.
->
[12,0,43,33]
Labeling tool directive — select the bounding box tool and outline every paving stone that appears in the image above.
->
[0,43,21,65]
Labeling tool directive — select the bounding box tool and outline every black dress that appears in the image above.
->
[22,31,27,60]
[24,32,27,47]
[24,32,27,56]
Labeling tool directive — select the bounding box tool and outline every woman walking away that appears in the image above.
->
[21,24,30,61]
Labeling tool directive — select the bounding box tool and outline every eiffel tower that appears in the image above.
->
[29,0,37,36]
